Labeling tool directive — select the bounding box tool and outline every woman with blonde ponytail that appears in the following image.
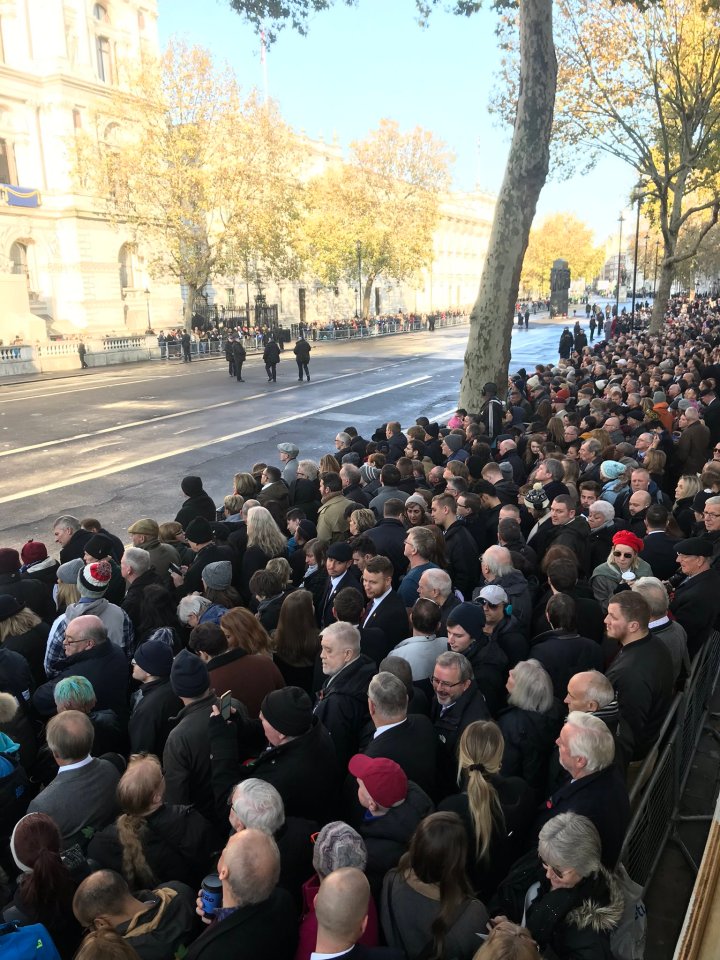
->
[87,754,216,888]
[438,721,535,899]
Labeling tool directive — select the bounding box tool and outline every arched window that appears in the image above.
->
[9,241,28,277]
[119,243,135,290]
[93,4,109,23]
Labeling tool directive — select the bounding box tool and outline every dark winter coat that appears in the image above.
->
[497,700,564,799]
[490,851,624,958]
[530,627,604,700]
[185,887,297,960]
[444,520,480,600]
[670,567,720,658]
[605,633,675,760]
[175,492,217,530]
[122,569,164,633]
[431,685,491,795]
[129,677,183,757]
[163,693,226,821]
[315,654,377,767]
[3,620,50,687]
[463,635,509,717]
[88,803,217,889]
[59,527,93,564]
[362,590,411,657]
[640,531,680,581]
[0,572,55,625]
[366,519,409,587]
[210,713,341,824]
[33,640,129,718]
[489,615,529,667]
[293,339,311,363]
[359,714,438,799]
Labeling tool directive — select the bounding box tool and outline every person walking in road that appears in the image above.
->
[78,341,88,369]
[294,337,312,382]
[181,331,191,363]
[232,337,247,382]
[263,337,281,382]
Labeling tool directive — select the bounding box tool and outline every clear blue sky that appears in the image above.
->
[159,0,635,244]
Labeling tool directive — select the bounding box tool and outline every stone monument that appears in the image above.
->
[550,258,571,317]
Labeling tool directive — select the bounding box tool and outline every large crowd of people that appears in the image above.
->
[2,294,720,959]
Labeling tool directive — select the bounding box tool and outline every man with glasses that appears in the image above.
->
[33,615,129,718]
[430,650,490,794]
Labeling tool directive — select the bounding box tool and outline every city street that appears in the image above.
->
[0,321,565,550]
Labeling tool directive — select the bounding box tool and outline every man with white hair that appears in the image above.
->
[417,567,460,632]
[633,577,689,682]
[475,545,532,635]
[497,438,526,485]
[228,779,315,910]
[316,621,376,767]
[536,712,631,868]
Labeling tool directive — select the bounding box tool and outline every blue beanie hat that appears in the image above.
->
[134,639,174,678]
[170,649,209,698]
[601,460,626,480]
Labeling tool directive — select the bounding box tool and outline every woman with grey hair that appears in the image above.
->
[489,813,623,958]
[296,821,379,960]
[497,659,563,800]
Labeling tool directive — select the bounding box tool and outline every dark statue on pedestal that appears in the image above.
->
[550,258,571,317]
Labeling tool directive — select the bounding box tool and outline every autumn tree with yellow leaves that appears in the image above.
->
[299,120,451,319]
[74,41,303,328]
[520,213,605,298]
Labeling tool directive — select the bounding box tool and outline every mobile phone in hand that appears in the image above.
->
[220,689,232,721]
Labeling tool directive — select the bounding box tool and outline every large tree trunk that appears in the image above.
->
[460,0,556,409]
[362,276,375,320]
[650,255,674,333]
[184,283,198,331]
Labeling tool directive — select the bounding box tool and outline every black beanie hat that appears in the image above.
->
[261,687,312,737]
[84,534,113,560]
[184,517,213,544]
[170,649,209,698]
[181,475,204,497]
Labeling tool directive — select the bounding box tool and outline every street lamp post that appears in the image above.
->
[144,287,151,333]
[615,212,625,320]
[630,186,644,328]
[643,233,649,294]
[356,240,362,320]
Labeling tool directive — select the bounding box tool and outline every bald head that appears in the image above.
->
[628,490,651,515]
[219,829,280,908]
[315,868,370,946]
[65,614,107,649]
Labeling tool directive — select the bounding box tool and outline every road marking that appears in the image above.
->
[0,375,431,504]
[0,375,173,405]
[0,360,429,459]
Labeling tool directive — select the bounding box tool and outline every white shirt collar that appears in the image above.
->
[310,949,354,960]
[649,615,670,629]
[57,755,93,774]
[369,587,392,612]
[374,719,406,738]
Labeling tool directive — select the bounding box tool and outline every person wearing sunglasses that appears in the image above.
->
[489,813,624,957]
[589,530,652,612]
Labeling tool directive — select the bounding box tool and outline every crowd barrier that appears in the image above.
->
[619,629,720,893]
[157,314,469,359]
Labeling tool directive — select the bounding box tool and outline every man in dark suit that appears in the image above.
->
[366,499,409,588]
[333,587,387,668]
[360,556,410,655]
[188,829,297,960]
[640,505,680,581]
[670,537,720,658]
[534,712,630,869]
[360,671,437,797]
[314,868,404,960]
[318,541,363,628]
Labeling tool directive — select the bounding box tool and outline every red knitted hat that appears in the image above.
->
[612,530,644,554]
[20,540,48,565]
[77,559,112,596]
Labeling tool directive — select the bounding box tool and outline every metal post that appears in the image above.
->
[144,288,151,332]
[356,240,362,319]
[643,233,649,293]
[630,194,642,328]
[615,213,625,320]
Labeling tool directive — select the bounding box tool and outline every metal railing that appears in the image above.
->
[619,629,720,891]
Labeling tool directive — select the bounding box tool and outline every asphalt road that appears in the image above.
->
[0,321,564,551]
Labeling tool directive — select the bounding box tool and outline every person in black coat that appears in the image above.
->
[317,542,363,628]
[533,712,631,869]
[232,338,246,381]
[187,830,298,960]
[640,517,680,582]
[129,639,182,756]
[0,595,50,687]
[358,671,437,798]
[263,338,281,382]
[293,337,311,381]
[175,476,216,529]
[87,754,217,890]
[53,516,93,564]
[315,622,376,768]
[360,557,411,656]
[430,652,491,796]
[210,687,342,824]
[365,505,409,588]
[497,658,563,801]
[0,548,56,624]
[529,594,604,700]
[33,617,129,718]
[446,602,509,716]
[433,496,480,601]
